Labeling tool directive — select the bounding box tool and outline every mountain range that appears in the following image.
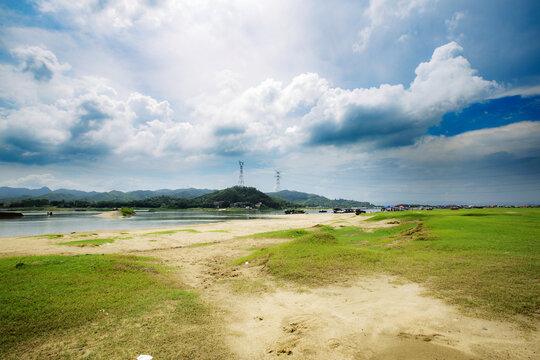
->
[0,186,374,208]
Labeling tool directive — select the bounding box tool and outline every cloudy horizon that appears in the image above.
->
[0,0,539,205]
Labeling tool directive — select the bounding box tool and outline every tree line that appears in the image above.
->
[1,194,289,210]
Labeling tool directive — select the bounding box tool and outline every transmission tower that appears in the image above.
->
[274,170,281,192]
[238,161,245,186]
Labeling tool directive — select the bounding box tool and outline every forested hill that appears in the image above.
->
[195,186,290,209]
[0,186,371,209]
[267,190,374,208]
[0,187,214,202]
[1,186,292,210]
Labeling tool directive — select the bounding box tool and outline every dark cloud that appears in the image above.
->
[0,100,114,165]
[0,133,111,165]
[72,100,110,137]
[308,105,425,148]
[214,125,246,137]
[23,58,53,81]
[12,46,66,82]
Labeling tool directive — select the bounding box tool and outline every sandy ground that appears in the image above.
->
[1,213,538,359]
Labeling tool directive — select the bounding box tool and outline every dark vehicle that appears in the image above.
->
[355,209,366,215]
[284,209,306,214]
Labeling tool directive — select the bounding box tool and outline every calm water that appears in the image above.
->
[0,208,380,237]
[0,210,284,237]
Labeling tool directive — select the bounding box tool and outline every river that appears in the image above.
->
[0,208,380,237]
[0,209,281,237]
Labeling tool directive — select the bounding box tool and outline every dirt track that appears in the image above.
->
[1,213,538,359]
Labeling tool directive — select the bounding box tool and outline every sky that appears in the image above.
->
[0,0,539,205]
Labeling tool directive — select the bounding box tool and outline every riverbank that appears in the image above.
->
[1,211,538,359]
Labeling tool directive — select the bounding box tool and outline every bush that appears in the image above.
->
[120,207,135,216]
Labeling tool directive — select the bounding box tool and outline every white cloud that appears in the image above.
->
[11,46,70,81]
[27,0,316,102]
[301,42,499,148]
[397,33,410,43]
[35,0,175,31]
[445,11,466,41]
[0,42,502,165]
[353,0,433,52]
[385,121,540,166]
[489,85,540,99]
[0,46,177,162]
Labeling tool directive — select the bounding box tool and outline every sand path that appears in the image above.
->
[1,213,538,359]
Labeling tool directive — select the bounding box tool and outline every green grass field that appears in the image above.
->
[143,229,200,236]
[57,238,115,247]
[237,208,540,324]
[0,255,229,359]
[1,208,538,358]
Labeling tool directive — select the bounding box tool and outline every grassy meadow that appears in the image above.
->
[0,208,538,359]
[0,255,229,359]
[237,208,540,324]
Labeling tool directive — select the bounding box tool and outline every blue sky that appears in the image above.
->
[0,0,539,205]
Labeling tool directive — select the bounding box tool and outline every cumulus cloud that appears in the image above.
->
[11,46,70,81]
[303,42,499,148]
[184,42,499,154]
[0,42,506,166]
[0,46,177,163]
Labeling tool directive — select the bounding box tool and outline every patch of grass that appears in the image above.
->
[225,277,270,295]
[0,255,230,359]
[330,223,419,246]
[40,234,64,239]
[57,238,115,247]
[149,239,157,242]
[71,233,91,238]
[366,211,428,222]
[143,229,200,236]
[234,230,366,285]
[186,242,216,248]
[237,208,540,323]
[248,228,310,239]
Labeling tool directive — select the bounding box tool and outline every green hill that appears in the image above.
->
[0,187,214,203]
[195,186,290,209]
[267,190,374,208]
